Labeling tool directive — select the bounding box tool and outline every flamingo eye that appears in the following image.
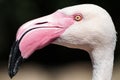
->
[74,14,82,21]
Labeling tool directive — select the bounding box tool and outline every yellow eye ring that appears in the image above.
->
[74,15,82,21]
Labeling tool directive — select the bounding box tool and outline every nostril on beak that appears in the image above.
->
[35,22,48,25]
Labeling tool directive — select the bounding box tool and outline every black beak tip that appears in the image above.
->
[8,71,16,79]
[8,40,24,78]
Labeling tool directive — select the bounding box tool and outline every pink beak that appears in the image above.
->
[8,10,74,78]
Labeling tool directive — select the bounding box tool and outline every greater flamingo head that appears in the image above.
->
[8,4,116,78]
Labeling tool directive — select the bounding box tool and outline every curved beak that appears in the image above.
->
[8,11,74,78]
[8,40,24,78]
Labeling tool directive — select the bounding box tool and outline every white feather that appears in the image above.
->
[53,4,117,80]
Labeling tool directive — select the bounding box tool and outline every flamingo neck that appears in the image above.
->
[90,45,115,80]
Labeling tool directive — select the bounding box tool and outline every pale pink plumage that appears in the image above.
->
[8,4,116,80]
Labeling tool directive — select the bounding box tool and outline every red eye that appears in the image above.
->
[74,14,82,21]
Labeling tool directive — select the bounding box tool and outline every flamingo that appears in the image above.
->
[8,4,116,80]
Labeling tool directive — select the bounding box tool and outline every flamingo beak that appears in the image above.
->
[8,40,24,78]
[8,11,74,78]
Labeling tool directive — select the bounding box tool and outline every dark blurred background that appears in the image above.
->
[0,0,120,80]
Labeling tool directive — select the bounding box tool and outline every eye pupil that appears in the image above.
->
[74,15,82,21]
